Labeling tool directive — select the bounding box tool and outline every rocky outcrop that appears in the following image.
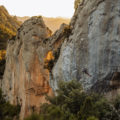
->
[50,0,120,98]
[2,0,120,119]
[2,16,53,119]
[17,16,70,33]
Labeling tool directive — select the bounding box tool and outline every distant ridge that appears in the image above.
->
[0,5,70,50]
[17,16,70,33]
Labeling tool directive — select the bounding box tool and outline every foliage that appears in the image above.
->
[62,25,71,38]
[25,80,120,120]
[24,113,41,120]
[0,58,6,79]
[44,59,54,71]
[87,116,99,120]
[113,96,120,110]
[0,50,6,60]
[44,49,61,71]
[0,5,21,50]
[0,89,21,120]
[46,48,61,71]
[0,50,6,78]
[44,51,54,71]
[113,95,120,117]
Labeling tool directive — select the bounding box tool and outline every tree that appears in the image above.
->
[0,89,21,120]
[25,80,120,120]
[87,116,99,120]
[0,50,6,79]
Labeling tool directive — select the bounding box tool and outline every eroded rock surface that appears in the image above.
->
[2,0,120,119]
[50,0,120,98]
[2,16,53,119]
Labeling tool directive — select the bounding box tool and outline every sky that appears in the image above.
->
[0,0,75,18]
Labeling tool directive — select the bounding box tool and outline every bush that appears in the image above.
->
[0,50,6,78]
[113,96,120,110]
[44,49,61,72]
[44,51,54,71]
[0,89,21,120]
[87,116,99,120]
[25,80,120,120]
[24,113,41,120]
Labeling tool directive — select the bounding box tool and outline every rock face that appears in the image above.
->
[2,17,53,119]
[50,0,120,98]
[2,0,120,119]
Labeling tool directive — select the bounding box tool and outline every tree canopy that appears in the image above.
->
[0,89,21,120]
[25,80,120,120]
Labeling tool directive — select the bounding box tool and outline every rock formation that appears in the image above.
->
[17,16,70,33]
[2,16,53,119]
[50,0,120,99]
[2,0,120,119]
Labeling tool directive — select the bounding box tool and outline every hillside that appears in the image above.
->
[16,16,30,23]
[43,17,70,33]
[0,5,21,50]
[17,16,70,33]
[0,6,70,49]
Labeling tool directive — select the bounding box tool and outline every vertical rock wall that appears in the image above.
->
[51,0,120,98]
[2,0,120,119]
[2,17,53,119]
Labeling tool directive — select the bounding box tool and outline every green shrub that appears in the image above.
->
[24,113,41,120]
[0,89,21,120]
[113,95,120,110]
[0,50,6,79]
[87,116,99,120]
[25,80,120,120]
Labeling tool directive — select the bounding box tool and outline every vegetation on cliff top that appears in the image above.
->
[25,80,120,120]
[17,16,70,33]
[0,5,21,50]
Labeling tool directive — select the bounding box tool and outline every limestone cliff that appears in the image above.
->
[50,0,120,98]
[2,0,120,119]
[2,16,53,119]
